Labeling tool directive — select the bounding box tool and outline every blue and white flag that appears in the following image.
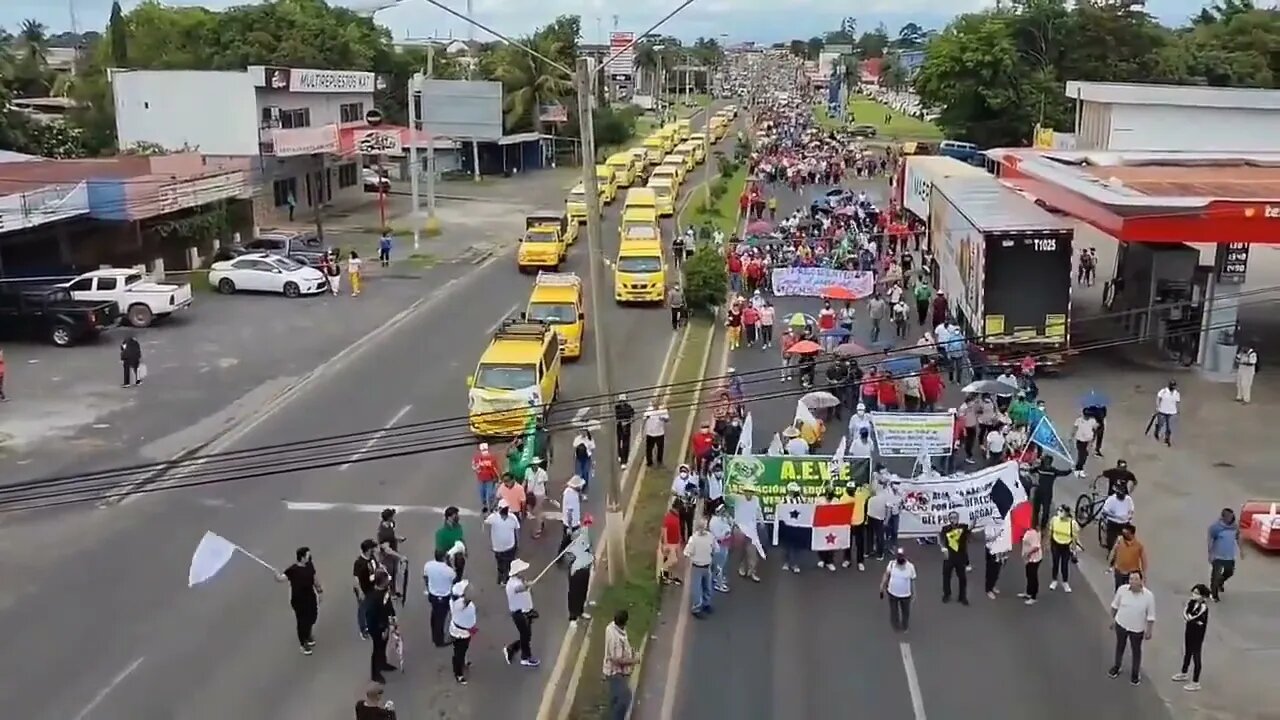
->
[1030,414,1074,464]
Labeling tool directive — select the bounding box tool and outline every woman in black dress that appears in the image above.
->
[1172,583,1209,691]
[277,547,322,654]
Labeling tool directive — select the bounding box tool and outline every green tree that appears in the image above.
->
[805,36,825,60]
[682,243,728,314]
[856,25,890,58]
[108,1,128,66]
[787,39,807,58]
[896,22,927,48]
[488,37,574,134]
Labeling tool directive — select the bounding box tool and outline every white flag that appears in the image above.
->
[830,435,847,465]
[738,412,755,454]
[188,531,278,587]
[766,433,784,456]
[794,399,819,430]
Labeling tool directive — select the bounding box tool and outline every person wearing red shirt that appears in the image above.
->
[921,364,945,412]
[727,253,743,296]
[860,368,880,411]
[742,303,760,347]
[660,500,685,586]
[472,443,501,513]
[745,258,764,294]
[931,292,949,328]
[780,329,798,382]
[950,412,966,473]
[691,423,717,476]
[877,375,900,411]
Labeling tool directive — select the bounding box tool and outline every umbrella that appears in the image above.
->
[785,340,822,355]
[745,220,773,236]
[786,312,816,328]
[881,355,922,376]
[962,379,1020,395]
[1080,389,1110,409]
[800,390,841,409]
[820,285,858,301]
[834,341,872,357]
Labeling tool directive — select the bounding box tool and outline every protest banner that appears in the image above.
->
[724,454,872,520]
[891,462,1022,538]
[870,411,953,457]
[770,267,875,298]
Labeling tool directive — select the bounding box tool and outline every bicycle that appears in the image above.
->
[1073,473,1111,549]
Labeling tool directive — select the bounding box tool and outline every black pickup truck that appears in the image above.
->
[0,285,120,347]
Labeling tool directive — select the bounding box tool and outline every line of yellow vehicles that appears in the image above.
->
[469,105,739,435]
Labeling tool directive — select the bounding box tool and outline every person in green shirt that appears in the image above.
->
[1008,392,1033,427]
[434,507,466,578]
[913,281,933,326]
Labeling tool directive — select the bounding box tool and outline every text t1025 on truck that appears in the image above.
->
[927,175,1074,370]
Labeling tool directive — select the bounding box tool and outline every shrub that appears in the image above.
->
[682,243,728,314]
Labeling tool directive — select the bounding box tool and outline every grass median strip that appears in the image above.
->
[567,318,714,719]
[680,163,747,235]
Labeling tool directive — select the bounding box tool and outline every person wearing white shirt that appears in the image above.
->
[849,426,875,458]
[865,487,889,559]
[572,430,596,496]
[1109,571,1156,685]
[684,520,717,616]
[880,549,916,632]
[1235,345,1258,403]
[1072,412,1099,476]
[996,371,1018,397]
[502,559,540,667]
[485,502,521,585]
[984,428,1006,463]
[559,475,585,555]
[783,427,809,456]
[565,523,595,624]
[643,406,670,466]
[1153,381,1180,446]
[1101,489,1135,550]
[708,508,734,592]
[733,487,764,582]
[449,580,478,684]
[423,550,458,647]
[847,403,873,442]
[524,461,551,538]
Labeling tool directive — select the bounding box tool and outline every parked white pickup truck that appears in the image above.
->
[64,268,193,328]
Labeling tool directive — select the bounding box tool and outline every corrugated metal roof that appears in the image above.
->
[1082,165,1280,200]
[932,175,1071,233]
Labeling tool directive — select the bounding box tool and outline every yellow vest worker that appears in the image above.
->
[1049,515,1078,546]
[1048,511,1080,591]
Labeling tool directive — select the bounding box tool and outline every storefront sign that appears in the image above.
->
[289,69,375,94]
[353,129,403,155]
[272,125,339,157]
[724,455,873,520]
[1215,241,1250,285]
[770,267,875,298]
[870,412,954,457]
[0,182,90,234]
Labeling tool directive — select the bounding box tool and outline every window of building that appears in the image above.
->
[272,177,298,207]
[279,108,311,129]
[337,163,359,188]
[339,102,365,124]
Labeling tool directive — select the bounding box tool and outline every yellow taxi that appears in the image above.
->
[467,319,562,436]
[649,164,681,195]
[659,156,688,186]
[614,237,666,303]
[642,135,666,166]
[594,164,618,204]
[670,149,696,173]
[627,147,650,181]
[648,177,676,217]
[687,134,709,162]
[606,152,636,188]
[518,211,568,272]
[676,118,692,141]
[566,183,588,228]
[526,272,584,359]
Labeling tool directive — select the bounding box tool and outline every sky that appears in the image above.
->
[2,0,1207,43]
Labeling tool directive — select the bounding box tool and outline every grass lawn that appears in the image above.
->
[847,95,943,141]
[567,318,714,720]
[680,162,747,235]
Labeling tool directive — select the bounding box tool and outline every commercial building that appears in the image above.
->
[111,66,413,225]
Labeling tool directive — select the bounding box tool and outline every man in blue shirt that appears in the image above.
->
[1208,508,1242,602]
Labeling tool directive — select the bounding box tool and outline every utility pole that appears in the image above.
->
[576,55,623,581]
[466,0,480,182]
[425,45,437,229]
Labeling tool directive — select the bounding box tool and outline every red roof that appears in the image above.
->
[859,58,884,78]
[1082,165,1280,200]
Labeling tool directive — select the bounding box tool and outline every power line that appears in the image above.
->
[0,312,1256,512]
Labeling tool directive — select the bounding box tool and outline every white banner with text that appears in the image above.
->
[770,267,875,298]
[870,411,954,457]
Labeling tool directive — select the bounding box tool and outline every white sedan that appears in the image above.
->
[207,252,329,298]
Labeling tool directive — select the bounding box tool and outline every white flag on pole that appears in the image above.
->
[766,433,784,456]
[738,412,755,454]
[188,531,279,587]
[828,434,847,479]
[794,399,819,430]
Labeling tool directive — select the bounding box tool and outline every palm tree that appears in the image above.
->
[19,19,48,65]
[491,37,574,135]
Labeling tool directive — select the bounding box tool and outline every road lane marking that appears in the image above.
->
[340,404,412,470]
[73,656,144,720]
[489,302,522,333]
[107,253,507,506]
[282,500,561,522]
[900,642,928,720]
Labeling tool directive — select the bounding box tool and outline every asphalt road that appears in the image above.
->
[0,106,732,720]
[668,173,1173,720]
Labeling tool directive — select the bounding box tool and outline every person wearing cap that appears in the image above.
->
[423,549,457,647]
[502,558,540,667]
[435,507,466,579]
[880,548,916,632]
[472,442,501,515]
[614,393,636,467]
[643,404,670,466]
[559,475,585,556]
[485,499,521,585]
[449,580,478,684]
[524,457,551,538]
[778,482,809,573]
[353,538,381,639]
[354,682,397,720]
[565,517,596,624]
[782,425,808,456]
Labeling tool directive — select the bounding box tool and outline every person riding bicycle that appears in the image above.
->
[1098,460,1137,496]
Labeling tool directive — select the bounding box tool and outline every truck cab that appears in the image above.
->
[526,272,585,359]
[606,153,636,188]
[648,178,676,217]
[643,135,666,166]
[518,211,568,272]
[614,238,666,304]
[0,285,119,347]
[467,319,562,436]
[619,207,660,246]
[675,118,692,141]
[64,268,193,328]
[566,183,589,230]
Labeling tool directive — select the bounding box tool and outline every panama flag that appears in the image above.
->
[775,502,857,551]
[986,462,1033,554]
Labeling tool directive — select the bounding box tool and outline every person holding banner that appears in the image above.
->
[777,483,808,573]
[733,485,765,583]
[939,511,972,605]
